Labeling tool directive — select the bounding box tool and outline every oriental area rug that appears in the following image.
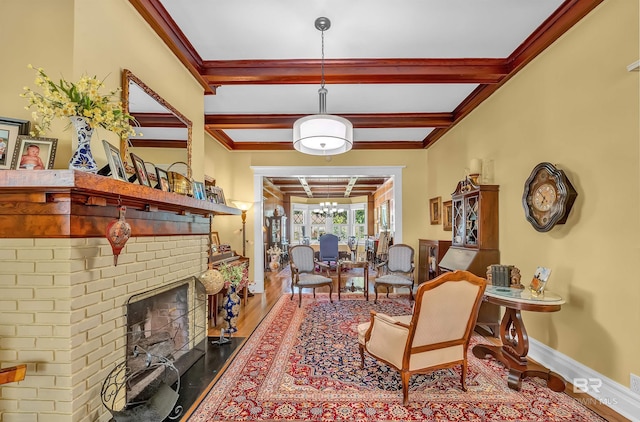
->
[187,294,604,422]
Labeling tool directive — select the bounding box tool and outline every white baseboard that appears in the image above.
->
[529,337,640,421]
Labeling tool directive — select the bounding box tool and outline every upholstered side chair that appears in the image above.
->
[318,233,340,269]
[373,243,415,303]
[358,270,487,405]
[289,245,333,307]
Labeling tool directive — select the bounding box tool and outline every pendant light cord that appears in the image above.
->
[320,28,326,89]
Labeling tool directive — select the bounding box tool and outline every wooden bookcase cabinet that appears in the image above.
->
[449,179,501,336]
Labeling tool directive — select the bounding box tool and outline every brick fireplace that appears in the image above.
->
[0,170,239,422]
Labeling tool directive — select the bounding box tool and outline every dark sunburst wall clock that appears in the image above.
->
[522,162,578,232]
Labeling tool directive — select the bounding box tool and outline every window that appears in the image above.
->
[291,209,305,244]
[331,210,348,241]
[310,212,327,241]
[353,208,366,240]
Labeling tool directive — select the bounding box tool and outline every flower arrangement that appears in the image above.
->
[218,263,245,290]
[266,245,283,257]
[21,64,136,138]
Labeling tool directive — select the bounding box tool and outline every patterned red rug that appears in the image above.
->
[188,294,604,421]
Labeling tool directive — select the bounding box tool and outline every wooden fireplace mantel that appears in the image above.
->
[0,170,240,238]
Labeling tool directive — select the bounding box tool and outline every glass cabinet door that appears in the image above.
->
[465,195,479,247]
[452,198,465,246]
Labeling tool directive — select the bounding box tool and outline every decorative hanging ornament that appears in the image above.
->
[106,205,131,266]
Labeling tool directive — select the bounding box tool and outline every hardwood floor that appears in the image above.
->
[205,266,628,422]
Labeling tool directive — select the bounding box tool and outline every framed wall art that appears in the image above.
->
[130,152,151,187]
[0,117,30,170]
[155,167,171,192]
[11,135,57,170]
[211,231,220,247]
[102,140,128,181]
[429,196,441,225]
[193,181,205,200]
[442,200,453,231]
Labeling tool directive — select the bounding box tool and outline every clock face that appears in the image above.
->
[522,162,578,232]
[533,183,556,212]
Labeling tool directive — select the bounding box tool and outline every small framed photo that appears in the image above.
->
[530,266,552,296]
[11,135,57,170]
[442,200,453,231]
[130,152,151,187]
[211,231,220,247]
[215,186,226,205]
[102,140,128,181]
[155,167,171,192]
[429,196,441,225]
[193,181,205,199]
[0,117,30,170]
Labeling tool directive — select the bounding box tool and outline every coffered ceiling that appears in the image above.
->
[129,0,601,198]
[130,0,602,152]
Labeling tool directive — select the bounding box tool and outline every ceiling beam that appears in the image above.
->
[132,112,186,128]
[128,0,213,94]
[128,139,187,148]
[205,113,453,129]
[200,58,508,86]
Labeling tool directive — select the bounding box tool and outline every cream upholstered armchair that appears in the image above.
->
[373,243,415,303]
[358,270,487,405]
[289,245,333,307]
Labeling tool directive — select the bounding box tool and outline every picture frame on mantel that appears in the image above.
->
[11,135,58,170]
[130,152,151,187]
[102,140,128,181]
[442,200,453,231]
[429,196,441,225]
[0,117,31,170]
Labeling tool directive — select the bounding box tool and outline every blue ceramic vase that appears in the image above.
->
[223,285,241,333]
[68,116,98,172]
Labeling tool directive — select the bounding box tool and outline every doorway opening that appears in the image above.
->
[250,166,404,292]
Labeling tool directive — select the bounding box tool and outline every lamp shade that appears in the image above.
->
[231,200,254,211]
[293,114,353,156]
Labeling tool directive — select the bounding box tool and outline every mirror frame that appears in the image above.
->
[121,69,192,176]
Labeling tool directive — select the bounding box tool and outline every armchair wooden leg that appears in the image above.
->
[359,344,365,368]
[329,283,333,303]
[374,285,379,304]
[386,286,390,298]
[313,288,316,298]
[461,363,467,391]
[401,371,411,406]
[298,288,303,308]
[409,285,414,301]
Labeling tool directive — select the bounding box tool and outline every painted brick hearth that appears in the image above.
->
[0,234,208,422]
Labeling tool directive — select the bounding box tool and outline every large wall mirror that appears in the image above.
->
[121,69,192,175]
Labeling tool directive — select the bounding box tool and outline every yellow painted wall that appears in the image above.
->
[427,0,639,387]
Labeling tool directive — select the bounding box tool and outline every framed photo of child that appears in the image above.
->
[10,135,57,170]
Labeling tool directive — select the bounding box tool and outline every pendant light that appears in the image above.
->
[293,17,353,156]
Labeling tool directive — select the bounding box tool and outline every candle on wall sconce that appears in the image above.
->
[469,158,482,183]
